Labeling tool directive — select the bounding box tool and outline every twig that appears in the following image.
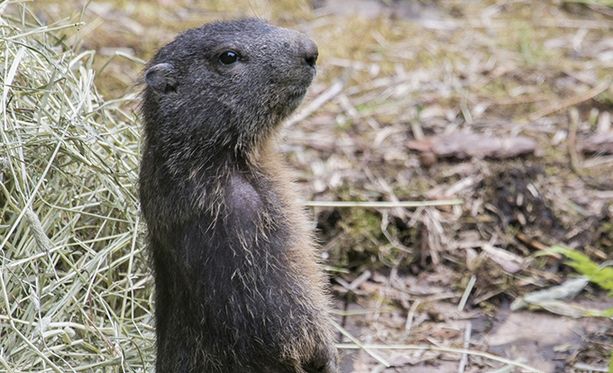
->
[466,18,613,30]
[594,190,613,199]
[572,362,608,372]
[336,343,544,373]
[303,199,463,208]
[568,108,583,176]
[347,270,371,291]
[529,80,611,121]
[403,299,420,336]
[332,321,391,368]
[284,80,344,128]
[458,275,476,312]
[457,322,472,373]
[6,22,84,40]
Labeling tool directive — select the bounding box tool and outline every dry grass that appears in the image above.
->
[0,3,153,371]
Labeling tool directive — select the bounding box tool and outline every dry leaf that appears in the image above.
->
[511,277,589,312]
[482,244,524,273]
[580,132,613,154]
[408,131,536,161]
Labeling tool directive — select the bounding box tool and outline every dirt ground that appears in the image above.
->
[32,1,613,372]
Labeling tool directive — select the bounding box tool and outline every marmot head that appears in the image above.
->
[142,18,318,159]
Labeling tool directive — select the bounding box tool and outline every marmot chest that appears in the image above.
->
[222,172,287,243]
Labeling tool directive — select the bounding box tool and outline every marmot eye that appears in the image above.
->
[219,50,239,65]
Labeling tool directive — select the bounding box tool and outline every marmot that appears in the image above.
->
[139,19,338,373]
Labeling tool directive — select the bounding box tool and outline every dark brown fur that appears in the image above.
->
[139,19,338,373]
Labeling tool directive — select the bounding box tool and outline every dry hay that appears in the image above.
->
[0,3,153,371]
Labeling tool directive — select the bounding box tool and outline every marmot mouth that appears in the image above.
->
[286,89,307,105]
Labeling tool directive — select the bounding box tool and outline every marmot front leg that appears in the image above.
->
[301,343,338,373]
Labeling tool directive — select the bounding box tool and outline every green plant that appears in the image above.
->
[551,246,613,296]
[550,246,613,369]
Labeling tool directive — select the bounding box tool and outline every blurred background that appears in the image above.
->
[2,0,612,372]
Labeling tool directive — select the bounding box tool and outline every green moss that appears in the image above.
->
[340,209,383,242]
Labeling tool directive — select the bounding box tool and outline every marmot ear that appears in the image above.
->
[145,63,177,94]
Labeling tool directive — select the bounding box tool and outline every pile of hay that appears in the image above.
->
[0,3,153,371]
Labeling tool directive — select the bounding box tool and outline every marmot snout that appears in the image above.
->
[139,18,338,373]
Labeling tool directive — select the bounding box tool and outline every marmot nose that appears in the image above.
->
[302,38,318,67]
